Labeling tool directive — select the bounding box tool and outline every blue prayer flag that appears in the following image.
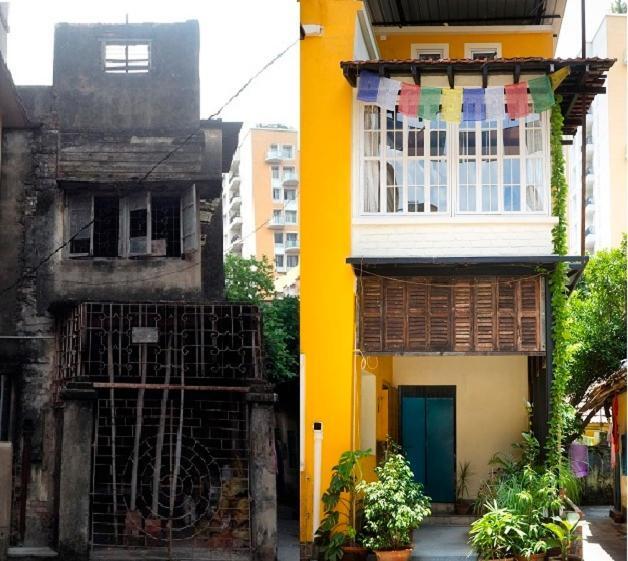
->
[357,71,380,102]
[462,88,486,122]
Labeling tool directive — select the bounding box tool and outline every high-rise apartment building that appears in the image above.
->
[223,125,300,295]
[567,14,627,254]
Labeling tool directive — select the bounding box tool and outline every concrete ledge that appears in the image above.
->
[7,547,58,559]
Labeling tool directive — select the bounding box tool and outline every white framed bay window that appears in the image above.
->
[358,103,550,217]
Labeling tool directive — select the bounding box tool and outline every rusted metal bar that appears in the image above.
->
[92,382,250,392]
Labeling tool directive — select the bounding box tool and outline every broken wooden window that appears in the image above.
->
[93,196,119,257]
[127,192,150,256]
[104,41,150,74]
[151,196,181,257]
[68,193,93,256]
[181,184,198,254]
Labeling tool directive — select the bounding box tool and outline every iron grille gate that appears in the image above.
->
[92,391,251,559]
[55,302,263,560]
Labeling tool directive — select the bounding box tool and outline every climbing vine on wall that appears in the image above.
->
[546,96,570,470]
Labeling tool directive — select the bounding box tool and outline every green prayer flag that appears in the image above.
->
[419,87,442,120]
[529,75,555,113]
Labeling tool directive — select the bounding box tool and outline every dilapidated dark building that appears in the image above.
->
[0,19,276,561]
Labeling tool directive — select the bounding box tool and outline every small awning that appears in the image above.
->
[346,255,587,292]
[340,57,614,136]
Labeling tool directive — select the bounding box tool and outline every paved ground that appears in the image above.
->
[582,506,627,561]
[278,516,299,561]
[412,525,476,561]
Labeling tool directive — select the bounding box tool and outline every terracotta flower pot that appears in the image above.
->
[515,554,546,561]
[374,548,413,561]
[342,545,369,561]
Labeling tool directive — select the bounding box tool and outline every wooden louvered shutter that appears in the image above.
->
[497,279,517,351]
[475,279,496,351]
[428,280,451,351]
[407,279,428,351]
[453,280,474,352]
[361,277,383,352]
[384,280,405,351]
[519,277,541,351]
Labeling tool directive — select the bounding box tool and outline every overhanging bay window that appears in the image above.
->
[359,103,550,216]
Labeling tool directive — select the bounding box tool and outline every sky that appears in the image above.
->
[5,0,299,129]
[4,1,617,131]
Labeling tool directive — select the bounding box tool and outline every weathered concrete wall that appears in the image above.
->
[248,391,278,561]
[53,21,200,130]
[0,443,12,561]
[58,397,94,561]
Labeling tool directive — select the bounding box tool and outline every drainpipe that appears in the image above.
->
[312,421,323,539]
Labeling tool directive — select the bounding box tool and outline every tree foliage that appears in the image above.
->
[566,237,627,413]
[224,254,299,383]
[611,0,627,14]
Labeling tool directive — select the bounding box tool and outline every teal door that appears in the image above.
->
[401,387,455,503]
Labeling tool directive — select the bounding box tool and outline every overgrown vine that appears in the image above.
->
[546,95,571,470]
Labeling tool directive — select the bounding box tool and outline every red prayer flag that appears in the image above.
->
[398,83,420,117]
[505,82,529,119]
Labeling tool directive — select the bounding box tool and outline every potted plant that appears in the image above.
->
[543,517,582,561]
[455,461,474,515]
[469,502,525,561]
[513,521,548,561]
[315,449,371,561]
[357,446,431,561]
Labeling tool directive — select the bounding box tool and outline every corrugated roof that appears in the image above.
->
[340,57,615,136]
[365,0,564,27]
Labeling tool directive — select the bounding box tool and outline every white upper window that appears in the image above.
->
[358,104,550,217]
[104,41,150,73]
[464,43,502,60]
[411,43,449,61]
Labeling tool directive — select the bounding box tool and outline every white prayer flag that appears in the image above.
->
[376,77,400,112]
[485,86,505,120]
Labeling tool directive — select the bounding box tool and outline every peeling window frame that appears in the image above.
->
[102,39,152,74]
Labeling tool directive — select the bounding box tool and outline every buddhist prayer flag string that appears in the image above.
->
[377,77,401,112]
[549,66,570,90]
[419,87,441,120]
[398,83,420,117]
[441,88,463,123]
[504,82,529,119]
[356,66,571,121]
[462,87,485,122]
[484,86,505,120]
[529,75,555,113]
[357,70,380,102]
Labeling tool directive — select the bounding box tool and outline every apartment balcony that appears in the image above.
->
[274,244,285,255]
[230,215,243,228]
[229,195,242,211]
[269,217,285,229]
[229,174,241,194]
[586,142,594,160]
[282,174,299,187]
[585,173,595,196]
[265,151,283,164]
[585,233,596,253]
[585,202,595,222]
[284,239,299,253]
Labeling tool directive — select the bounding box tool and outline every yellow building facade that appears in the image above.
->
[300,0,611,551]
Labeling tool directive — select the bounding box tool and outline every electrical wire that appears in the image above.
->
[0,39,297,295]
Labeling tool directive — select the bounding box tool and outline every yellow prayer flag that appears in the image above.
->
[549,66,570,90]
[441,88,463,124]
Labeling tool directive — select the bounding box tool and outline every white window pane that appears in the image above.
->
[458,159,476,212]
[363,161,380,212]
[526,159,544,211]
[503,159,521,211]
[407,160,425,213]
[386,160,403,213]
[481,159,498,212]
[430,160,447,212]
[503,118,520,156]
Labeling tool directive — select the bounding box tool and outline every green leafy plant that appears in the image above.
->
[358,446,431,551]
[456,461,473,503]
[224,254,299,382]
[315,449,371,561]
[543,517,581,561]
[469,501,526,560]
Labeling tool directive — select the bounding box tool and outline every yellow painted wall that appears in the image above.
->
[392,355,530,498]
[300,0,363,544]
[377,31,554,59]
